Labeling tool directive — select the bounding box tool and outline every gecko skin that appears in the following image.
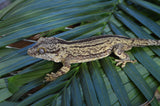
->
[27,35,160,82]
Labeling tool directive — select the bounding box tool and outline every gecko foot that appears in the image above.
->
[115,59,137,68]
[44,72,58,82]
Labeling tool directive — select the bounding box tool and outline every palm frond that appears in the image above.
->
[0,0,160,105]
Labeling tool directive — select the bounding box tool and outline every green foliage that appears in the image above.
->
[0,0,160,105]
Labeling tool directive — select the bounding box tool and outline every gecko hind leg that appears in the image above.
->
[45,62,71,82]
[113,44,136,68]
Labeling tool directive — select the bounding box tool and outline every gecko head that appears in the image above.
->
[27,37,62,62]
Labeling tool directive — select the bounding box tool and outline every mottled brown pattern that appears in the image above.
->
[27,35,160,82]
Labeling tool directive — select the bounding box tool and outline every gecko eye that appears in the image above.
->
[38,48,46,54]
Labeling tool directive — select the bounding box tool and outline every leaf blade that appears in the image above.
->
[100,58,131,105]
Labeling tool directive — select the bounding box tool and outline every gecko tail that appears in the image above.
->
[132,39,160,47]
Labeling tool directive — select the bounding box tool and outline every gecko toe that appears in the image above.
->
[115,59,137,68]
[45,72,58,82]
[115,59,123,66]
[116,62,123,66]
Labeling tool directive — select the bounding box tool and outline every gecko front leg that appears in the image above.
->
[45,61,71,82]
[113,44,136,68]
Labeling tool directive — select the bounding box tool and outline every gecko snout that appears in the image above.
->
[27,48,32,56]
[27,48,36,56]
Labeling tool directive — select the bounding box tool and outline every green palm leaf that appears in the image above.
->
[0,0,160,105]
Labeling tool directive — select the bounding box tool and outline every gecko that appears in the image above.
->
[27,35,160,82]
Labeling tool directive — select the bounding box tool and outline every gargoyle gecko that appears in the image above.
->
[27,35,160,81]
